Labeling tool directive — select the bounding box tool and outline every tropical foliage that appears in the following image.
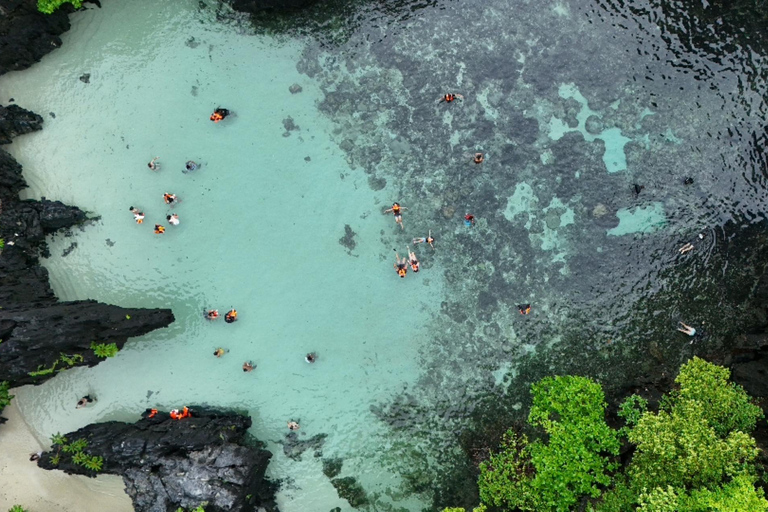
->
[49,433,104,472]
[0,381,13,415]
[445,357,767,512]
[91,341,119,358]
[37,0,83,14]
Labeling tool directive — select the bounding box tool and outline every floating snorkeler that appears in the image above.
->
[305,352,317,364]
[129,206,144,224]
[383,202,407,230]
[147,157,160,171]
[154,224,166,234]
[183,161,200,174]
[243,361,255,372]
[473,152,484,164]
[163,193,178,205]
[464,213,476,227]
[517,304,531,315]
[225,308,238,323]
[438,93,464,103]
[394,251,408,278]
[204,309,220,321]
[210,107,231,123]
[413,230,435,249]
[213,347,228,357]
[167,213,180,226]
[407,246,419,273]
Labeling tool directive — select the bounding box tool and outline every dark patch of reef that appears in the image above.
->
[0,104,175,389]
[227,0,318,13]
[37,407,278,512]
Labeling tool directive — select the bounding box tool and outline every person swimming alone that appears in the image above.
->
[76,395,96,409]
[163,193,177,205]
[147,157,160,171]
[384,202,407,230]
[305,352,317,364]
[213,347,227,357]
[394,251,408,278]
[473,153,484,164]
[167,213,179,226]
[210,107,230,123]
[413,230,435,249]
[517,304,531,315]
[225,308,237,323]
[243,361,255,372]
[407,246,420,272]
[154,224,166,234]
[438,93,464,103]
[464,213,476,227]
[204,309,220,321]
[183,161,200,174]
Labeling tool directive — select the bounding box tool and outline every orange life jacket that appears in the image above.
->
[136,218,143,224]
[398,268,407,278]
[411,261,419,272]
[211,113,223,122]
[445,94,454,102]
[170,409,180,420]
[181,406,190,419]
[226,310,237,321]
[392,205,401,215]
[148,408,158,418]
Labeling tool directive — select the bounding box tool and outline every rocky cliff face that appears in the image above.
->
[38,408,278,512]
[0,104,175,388]
[0,0,73,75]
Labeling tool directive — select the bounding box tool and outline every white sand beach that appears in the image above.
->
[0,397,132,512]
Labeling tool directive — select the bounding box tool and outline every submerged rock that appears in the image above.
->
[227,0,318,12]
[37,408,278,512]
[330,476,368,508]
[338,224,357,252]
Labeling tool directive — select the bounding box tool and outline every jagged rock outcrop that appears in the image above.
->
[0,104,175,388]
[37,408,277,512]
[0,0,73,76]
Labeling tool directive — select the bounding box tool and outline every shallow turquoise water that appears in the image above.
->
[3,0,768,509]
[1,2,443,509]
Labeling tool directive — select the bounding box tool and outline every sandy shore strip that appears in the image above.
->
[0,397,133,512]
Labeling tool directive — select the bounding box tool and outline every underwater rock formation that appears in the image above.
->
[0,104,174,387]
[37,408,278,512]
[0,0,73,76]
[227,0,318,13]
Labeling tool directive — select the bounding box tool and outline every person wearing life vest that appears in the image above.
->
[413,230,435,249]
[129,206,144,224]
[213,347,227,357]
[383,202,407,230]
[224,308,237,323]
[210,107,230,123]
[473,153,484,164]
[154,224,166,234]
[464,213,476,227]
[180,406,190,419]
[517,304,531,315]
[407,246,420,273]
[169,409,181,420]
[148,408,158,418]
[438,93,464,103]
[394,251,408,279]
[163,193,177,205]
[204,309,220,321]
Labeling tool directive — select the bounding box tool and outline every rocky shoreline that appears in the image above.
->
[37,407,278,512]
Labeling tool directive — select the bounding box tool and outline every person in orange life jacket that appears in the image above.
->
[225,308,237,323]
[438,93,464,103]
[163,193,177,205]
[383,202,407,230]
[407,246,420,272]
[210,107,230,123]
[394,251,408,278]
[154,224,165,234]
[473,153,484,164]
[517,304,531,315]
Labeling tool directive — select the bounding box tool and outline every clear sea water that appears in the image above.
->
[2,0,768,510]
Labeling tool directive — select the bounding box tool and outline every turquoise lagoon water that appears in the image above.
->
[3,0,768,509]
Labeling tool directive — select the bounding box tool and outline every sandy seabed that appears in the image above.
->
[0,396,132,512]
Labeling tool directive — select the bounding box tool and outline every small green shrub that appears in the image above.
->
[50,433,68,446]
[0,381,13,414]
[8,505,28,512]
[91,341,119,358]
[617,394,647,428]
[37,0,83,14]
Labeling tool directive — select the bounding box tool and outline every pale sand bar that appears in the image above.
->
[0,397,132,512]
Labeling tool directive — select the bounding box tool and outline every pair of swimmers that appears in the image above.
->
[394,248,420,278]
[204,308,237,323]
[148,158,200,173]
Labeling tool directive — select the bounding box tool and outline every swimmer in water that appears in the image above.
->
[154,224,166,234]
[464,213,476,227]
[407,246,419,272]
[679,242,694,254]
[383,202,407,230]
[213,347,227,357]
[394,251,408,278]
[183,161,200,174]
[473,153,484,164]
[413,230,435,249]
[287,421,300,431]
[147,157,160,171]
[243,361,255,372]
[129,206,144,224]
[167,213,179,226]
[517,304,531,315]
[204,309,220,321]
[305,352,317,363]
[210,107,230,123]
[76,395,96,409]
[677,321,696,337]
[438,93,464,103]
[224,308,237,324]
[163,193,177,205]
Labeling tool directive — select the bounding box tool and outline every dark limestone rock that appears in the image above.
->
[0,300,174,386]
[0,0,73,76]
[0,104,175,388]
[0,104,44,144]
[322,457,343,478]
[37,408,278,512]
[227,0,318,13]
[79,72,90,83]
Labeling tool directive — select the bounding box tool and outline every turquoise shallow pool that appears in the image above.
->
[2,0,768,509]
